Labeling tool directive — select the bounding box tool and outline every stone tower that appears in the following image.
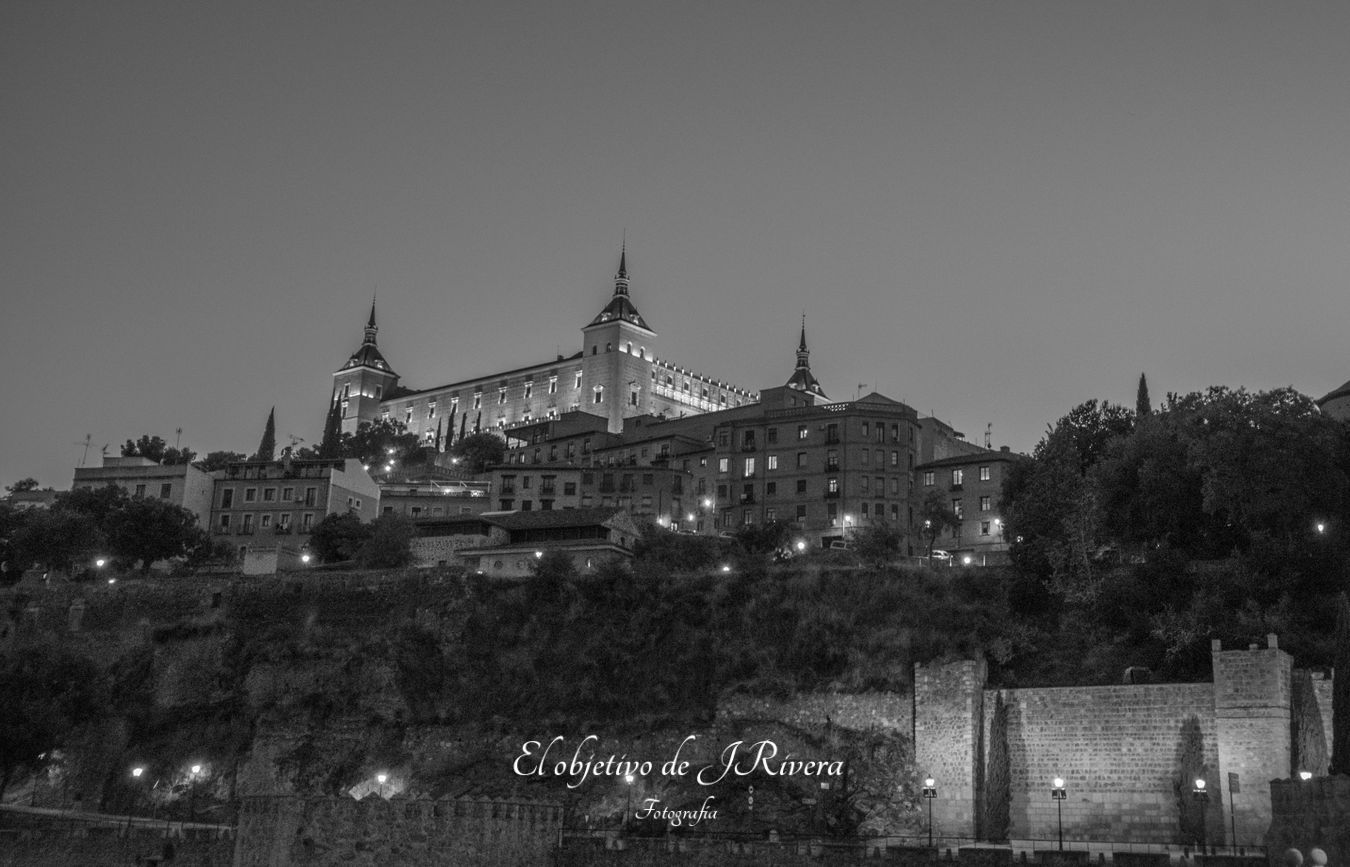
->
[580,246,658,433]
[332,300,400,434]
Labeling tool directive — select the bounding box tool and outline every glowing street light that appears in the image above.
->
[1192,778,1209,853]
[94,557,107,568]
[921,777,937,847]
[376,772,388,798]
[1051,777,1067,850]
[1316,522,1327,534]
[624,773,635,826]
[1299,770,1313,781]
[795,540,806,552]
[300,553,312,564]
[720,564,731,573]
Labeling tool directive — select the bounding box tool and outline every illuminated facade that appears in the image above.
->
[331,249,756,441]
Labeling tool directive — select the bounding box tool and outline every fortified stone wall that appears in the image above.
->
[233,795,562,867]
[985,682,1217,843]
[0,828,234,867]
[916,636,1313,846]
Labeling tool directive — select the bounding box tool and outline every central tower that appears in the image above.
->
[580,246,657,433]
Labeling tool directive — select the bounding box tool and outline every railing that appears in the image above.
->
[824,491,840,499]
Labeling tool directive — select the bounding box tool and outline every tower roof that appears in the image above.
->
[785,315,827,400]
[340,300,395,373]
[586,246,651,330]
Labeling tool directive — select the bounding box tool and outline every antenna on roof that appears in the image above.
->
[75,434,92,467]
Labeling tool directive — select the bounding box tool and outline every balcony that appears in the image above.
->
[740,443,758,452]
[825,462,840,472]
[500,485,517,495]
[739,494,756,504]
[539,485,557,495]
[825,435,841,445]
[824,491,840,500]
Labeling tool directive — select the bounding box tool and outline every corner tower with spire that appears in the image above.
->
[581,244,658,433]
[785,314,828,401]
[332,298,400,434]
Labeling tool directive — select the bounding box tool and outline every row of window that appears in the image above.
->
[131,483,174,499]
[720,421,915,448]
[922,466,994,486]
[716,475,907,500]
[220,486,318,508]
[218,511,314,533]
[718,450,908,475]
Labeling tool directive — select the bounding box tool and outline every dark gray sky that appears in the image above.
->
[5,1,1350,488]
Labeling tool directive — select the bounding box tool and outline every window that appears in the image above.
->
[593,386,604,404]
[952,469,964,486]
[891,424,899,443]
[861,422,869,438]
[524,381,533,399]
[876,449,884,467]
[428,402,436,418]
[890,478,900,495]
[923,472,934,486]
[718,458,729,473]
[798,425,808,440]
[564,482,576,496]
[499,387,507,405]
[302,513,313,531]
[221,489,234,508]
[242,514,254,532]
[160,483,172,498]
[767,427,778,444]
[861,476,870,493]
[575,371,583,389]
[244,488,257,502]
[767,455,778,471]
[981,521,991,536]
[717,484,728,500]
[261,514,272,528]
[263,488,276,502]
[979,465,991,481]
[219,514,231,529]
[891,451,899,467]
[279,513,291,528]
[952,499,963,518]
[766,481,777,495]
[861,450,869,467]
[860,503,868,517]
[282,487,294,501]
[304,487,317,506]
[825,423,839,443]
[134,484,146,497]
[796,504,807,520]
[743,458,755,477]
[473,392,482,410]
[718,431,730,447]
[828,478,839,494]
[796,479,807,494]
[827,502,838,525]
[980,496,991,512]
[826,450,839,471]
[630,390,639,406]
[797,452,808,469]
[742,509,753,524]
[549,376,558,394]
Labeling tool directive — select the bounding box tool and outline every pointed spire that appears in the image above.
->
[796,313,810,368]
[614,240,630,296]
[798,312,808,354]
[364,295,378,344]
[786,315,827,400]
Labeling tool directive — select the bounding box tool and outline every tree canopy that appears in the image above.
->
[121,434,196,466]
[449,432,506,474]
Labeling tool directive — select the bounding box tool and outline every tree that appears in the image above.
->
[0,644,108,801]
[450,431,506,474]
[342,419,420,465]
[10,510,105,574]
[918,490,960,557]
[1331,593,1350,775]
[5,478,39,493]
[851,521,905,566]
[983,691,1011,842]
[104,497,205,574]
[355,514,416,568]
[121,434,195,465]
[308,512,371,563]
[1136,373,1152,417]
[197,450,247,472]
[1173,715,1208,845]
[318,396,343,460]
[253,407,277,462]
[1291,668,1329,777]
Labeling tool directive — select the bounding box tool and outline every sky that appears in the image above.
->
[4,1,1350,489]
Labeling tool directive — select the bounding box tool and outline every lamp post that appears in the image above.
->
[126,767,145,835]
[1051,777,1067,851]
[624,773,635,829]
[1192,778,1209,854]
[188,764,202,824]
[376,773,388,798]
[921,777,937,848]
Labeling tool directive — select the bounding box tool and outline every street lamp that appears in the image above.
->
[188,764,202,823]
[1299,770,1313,781]
[1051,777,1067,851]
[376,773,388,798]
[126,766,146,834]
[921,777,937,847]
[624,773,635,827]
[1192,778,1209,854]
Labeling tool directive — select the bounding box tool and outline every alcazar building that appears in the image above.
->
[332,248,758,441]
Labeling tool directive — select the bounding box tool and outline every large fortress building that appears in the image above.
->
[331,248,757,443]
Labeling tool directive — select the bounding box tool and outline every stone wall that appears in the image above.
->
[986,682,1217,843]
[233,795,562,867]
[0,828,234,867]
[913,659,986,841]
[718,692,909,733]
[1265,776,1350,865]
[915,636,1311,846]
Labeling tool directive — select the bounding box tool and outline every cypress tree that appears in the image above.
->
[983,691,1011,842]
[318,397,342,459]
[254,407,276,462]
[1331,592,1350,774]
[1174,715,1207,845]
[1292,668,1329,777]
[1136,373,1151,417]
[434,418,444,452]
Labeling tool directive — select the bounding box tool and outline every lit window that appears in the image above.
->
[524,381,533,399]
[767,455,778,471]
[549,376,557,394]
[428,402,436,418]
[891,451,899,467]
[828,478,839,493]
[718,458,729,473]
[923,472,934,486]
[744,458,755,477]
[261,514,272,528]
[473,392,482,409]
[499,387,507,405]
[575,371,583,389]
[594,386,604,404]
[798,425,808,440]
[952,469,964,486]
[980,496,991,511]
[981,521,991,535]
[279,513,291,528]
[952,499,963,518]
[979,465,991,481]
